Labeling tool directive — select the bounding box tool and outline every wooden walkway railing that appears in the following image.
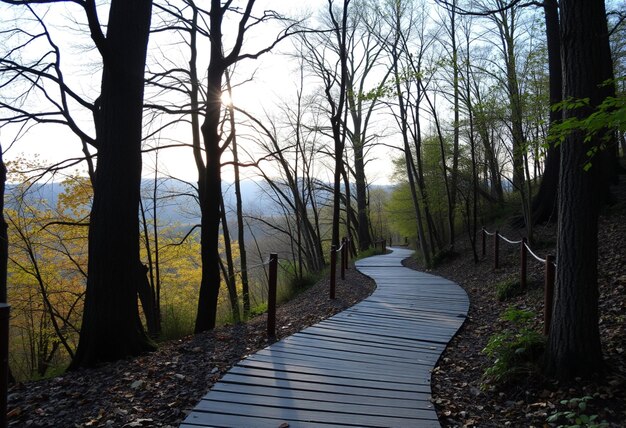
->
[181,247,469,427]
[482,227,556,335]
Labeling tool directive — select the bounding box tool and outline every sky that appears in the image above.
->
[1,0,399,185]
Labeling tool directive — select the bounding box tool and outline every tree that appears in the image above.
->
[344,2,387,252]
[0,146,7,304]
[70,0,155,368]
[545,0,615,379]
[188,0,295,332]
[529,0,561,224]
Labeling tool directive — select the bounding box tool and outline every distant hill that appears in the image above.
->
[6,178,395,227]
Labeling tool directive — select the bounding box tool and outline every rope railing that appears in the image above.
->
[481,227,557,335]
[524,242,546,264]
[500,235,523,245]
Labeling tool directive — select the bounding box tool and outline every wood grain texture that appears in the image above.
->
[181,247,469,427]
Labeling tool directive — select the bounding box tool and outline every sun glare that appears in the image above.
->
[221,91,233,106]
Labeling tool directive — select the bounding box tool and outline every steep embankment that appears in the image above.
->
[406,181,626,427]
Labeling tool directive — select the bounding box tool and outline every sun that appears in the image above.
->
[221,91,233,106]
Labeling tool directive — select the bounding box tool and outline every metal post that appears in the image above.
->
[494,230,500,269]
[0,304,10,428]
[330,245,336,299]
[544,255,555,335]
[481,228,486,257]
[267,254,278,339]
[520,238,527,290]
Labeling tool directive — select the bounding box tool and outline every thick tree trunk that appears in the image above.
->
[545,0,614,379]
[531,0,561,224]
[70,0,155,369]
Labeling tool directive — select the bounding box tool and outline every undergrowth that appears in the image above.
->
[496,277,524,301]
[482,307,545,388]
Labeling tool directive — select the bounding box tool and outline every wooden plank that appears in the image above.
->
[281,330,442,356]
[210,382,431,409]
[219,372,431,398]
[191,400,438,427]
[180,413,357,428]
[227,365,430,391]
[199,391,433,418]
[297,324,449,347]
[244,352,430,378]
[261,341,437,368]
[235,359,430,385]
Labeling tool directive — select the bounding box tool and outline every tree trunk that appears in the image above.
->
[229,104,251,317]
[329,0,350,248]
[531,0,561,224]
[220,196,241,322]
[0,146,7,304]
[139,199,159,337]
[354,142,371,251]
[448,1,460,251]
[70,0,155,369]
[545,0,614,380]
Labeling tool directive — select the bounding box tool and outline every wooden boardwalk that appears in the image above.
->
[181,248,469,427]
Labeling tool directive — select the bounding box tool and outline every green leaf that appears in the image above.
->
[547,413,560,423]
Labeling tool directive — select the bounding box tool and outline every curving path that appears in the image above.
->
[181,247,469,427]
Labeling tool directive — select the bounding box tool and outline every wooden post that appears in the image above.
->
[481,228,486,257]
[0,304,9,428]
[544,255,555,335]
[494,230,500,269]
[345,237,350,270]
[267,254,278,339]
[520,238,527,290]
[330,245,336,299]
[383,239,386,253]
[340,238,346,281]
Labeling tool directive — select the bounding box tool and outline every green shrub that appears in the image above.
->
[482,307,545,387]
[356,247,383,260]
[496,277,524,301]
[248,302,268,317]
[160,304,195,341]
[547,396,609,428]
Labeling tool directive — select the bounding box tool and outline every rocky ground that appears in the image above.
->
[405,185,626,427]
[7,269,376,427]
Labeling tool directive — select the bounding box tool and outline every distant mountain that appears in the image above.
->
[6,178,396,226]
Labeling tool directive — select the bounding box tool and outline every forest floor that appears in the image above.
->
[404,178,626,427]
[6,269,376,427]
